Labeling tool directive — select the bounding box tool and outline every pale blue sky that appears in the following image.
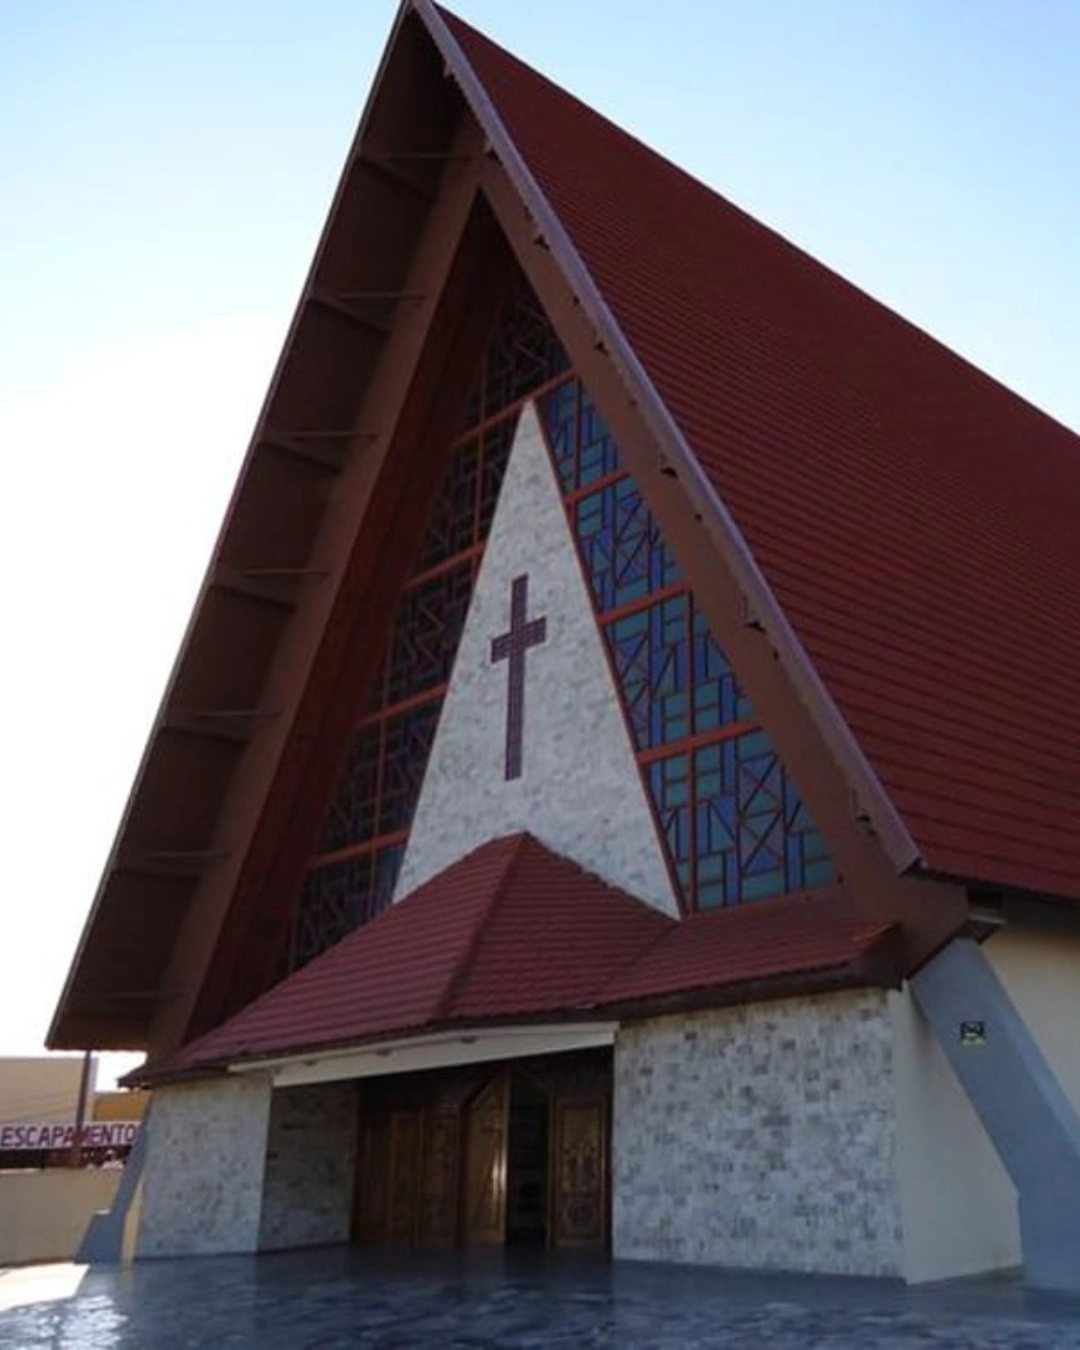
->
[2,1,1078,1082]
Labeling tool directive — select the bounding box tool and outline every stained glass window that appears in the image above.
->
[292,848,406,970]
[286,278,569,973]
[385,565,473,706]
[539,379,833,910]
[289,274,832,972]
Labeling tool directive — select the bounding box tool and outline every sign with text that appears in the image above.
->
[0,1121,139,1151]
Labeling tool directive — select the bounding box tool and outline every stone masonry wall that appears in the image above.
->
[395,404,677,916]
[613,991,902,1276]
[137,1073,272,1258]
[259,1082,358,1251]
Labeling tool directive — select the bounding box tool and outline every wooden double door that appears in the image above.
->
[353,1051,610,1252]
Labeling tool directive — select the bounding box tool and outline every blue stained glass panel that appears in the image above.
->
[318,727,380,853]
[292,844,402,969]
[417,438,479,570]
[540,382,577,493]
[692,606,753,731]
[579,397,619,484]
[607,596,690,749]
[478,420,516,539]
[482,283,569,421]
[386,562,473,705]
[538,378,834,911]
[575,479,681,614]
[686,733,831,907]
[377,703,441,836]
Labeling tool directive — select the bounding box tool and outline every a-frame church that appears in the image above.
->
[50,2,1080,1288]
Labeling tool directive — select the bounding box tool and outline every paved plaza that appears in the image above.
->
[6,1250,1080,1348]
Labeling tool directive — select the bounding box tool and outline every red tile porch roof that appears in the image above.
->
[134,835,890,1081]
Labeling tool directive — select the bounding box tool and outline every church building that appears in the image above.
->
[50,2,1080,1289]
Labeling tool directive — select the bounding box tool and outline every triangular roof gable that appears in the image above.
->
[57,0,1080,1052]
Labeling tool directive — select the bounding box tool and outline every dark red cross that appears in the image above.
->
[490,573,547,781]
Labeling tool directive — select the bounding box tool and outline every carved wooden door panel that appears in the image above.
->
[551,1097,607,1249]
[353,1111,391,1244]
[419,1108,459,1246]
[462,1074,508,1246]
[386,1108,424,1246]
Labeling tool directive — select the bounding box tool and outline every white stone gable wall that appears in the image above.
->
[395,402,677,915]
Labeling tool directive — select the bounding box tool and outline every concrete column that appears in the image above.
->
[912,938,1080,1290]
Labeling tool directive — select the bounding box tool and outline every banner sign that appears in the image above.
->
[0,1121,139,1151]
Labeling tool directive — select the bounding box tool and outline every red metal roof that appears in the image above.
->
[436,9,1080,902]
[144,836,877,1076]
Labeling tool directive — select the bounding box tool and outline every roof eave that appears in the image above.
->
[128,1015,621,1089]
[48,16,418,1054]
[50,1,475,1051]
[128,934,898,1090]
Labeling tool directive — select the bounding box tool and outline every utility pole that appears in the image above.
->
[70,1050,94,1168]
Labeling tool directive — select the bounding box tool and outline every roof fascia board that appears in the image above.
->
[415,0,920,876]
[229,1021,619,1087]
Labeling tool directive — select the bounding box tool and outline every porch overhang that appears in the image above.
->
[227,1021,619,1088]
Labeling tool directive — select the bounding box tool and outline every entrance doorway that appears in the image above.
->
[460,1070,553,1248]
[352,1049,609,1252]
[506,1074,549,1248]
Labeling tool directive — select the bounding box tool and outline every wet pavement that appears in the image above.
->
[6,1249,1080,1347]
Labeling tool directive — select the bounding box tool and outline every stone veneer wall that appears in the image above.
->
[613,991,902,1276]
[259,1082,358,1251]
[395,405,676,915]
[136,1074,272,1258]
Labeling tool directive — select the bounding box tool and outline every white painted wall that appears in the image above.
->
[0,1056,89,1124]
[889,987,1020,1283]
[136,1073,272,1258]
[986,925,1080,1120]
[395,402,677,915]
[890,924,1080,1285]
